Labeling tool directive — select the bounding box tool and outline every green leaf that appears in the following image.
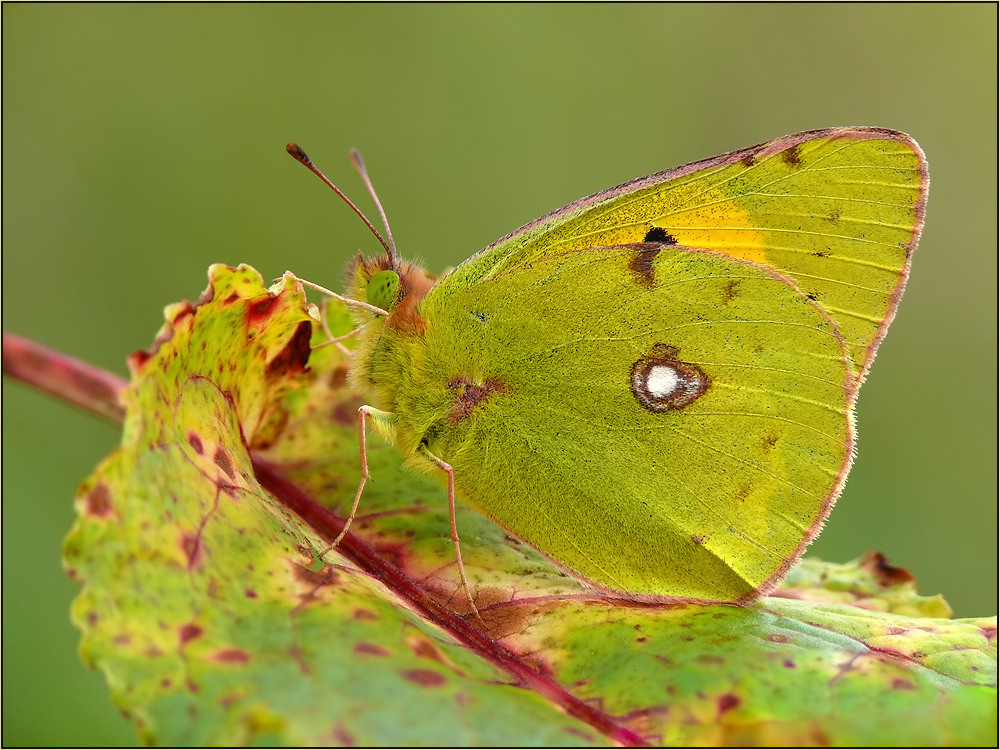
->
[65,265,997,746]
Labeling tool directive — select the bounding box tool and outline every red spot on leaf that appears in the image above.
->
[892,678,915,690]
[717,693,740,715]
[128,350,152,371]
[783,658,796,669]
[215,648,250,664]
[181,533,201,567]
[354,642,391,657]
[401,668,447,687]
[85,482,113,517]
[332,724,356,746]
[247,295,277,326]
[353,608,378,621]
[244,588,257,599]
[179,623,203,644]
[188,432,204,455]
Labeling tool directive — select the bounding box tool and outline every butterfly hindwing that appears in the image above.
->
[404,243,852,601]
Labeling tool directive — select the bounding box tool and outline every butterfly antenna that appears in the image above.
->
[349,149,397,265]
[286,143,395,263]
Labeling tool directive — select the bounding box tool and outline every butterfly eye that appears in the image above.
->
[366,269,401,310]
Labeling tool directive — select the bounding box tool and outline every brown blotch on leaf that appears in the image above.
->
[717,693,741,715]
[214,648,250,664]
[246,295,277,323]
[354,642,392,657]
[401,668,447,688]
[768,633,789,643]
[188,432,204,455]
[861,551,916,588]
[213,448,236,480]
[353,608,378,621]
[447,376,507,426]
[781,144,803,166]
[179,623,203,644]
[328,365,349,389]
[761,433,779,453]
[86,482,114,517]
[690,534,705,546]
[265,319,313,378]
[891,678,916,691]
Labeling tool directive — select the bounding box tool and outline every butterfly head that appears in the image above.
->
[347,252,436,334]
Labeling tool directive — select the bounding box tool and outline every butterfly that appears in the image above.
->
[289,127,928,606]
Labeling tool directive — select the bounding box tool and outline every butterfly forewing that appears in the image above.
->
[446,128,927,387]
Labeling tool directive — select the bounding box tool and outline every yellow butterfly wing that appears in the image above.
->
[443,127,928,386]
[354,128,927,602]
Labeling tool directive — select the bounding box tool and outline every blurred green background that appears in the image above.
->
[3,5,996,745]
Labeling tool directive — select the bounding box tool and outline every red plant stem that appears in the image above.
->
[2,330,647,747]
[3,331,128,423]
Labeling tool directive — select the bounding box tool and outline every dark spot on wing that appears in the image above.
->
[722,279,741,303]
[631,343,709,412]
[781,144,803,166]
[629,244,661,287]
[447,376,507,425]
[643,226,677,245]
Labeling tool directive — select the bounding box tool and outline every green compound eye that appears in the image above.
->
[366,269,401,310]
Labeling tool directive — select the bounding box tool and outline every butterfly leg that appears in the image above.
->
[317,404,378,558]
[418,446,484,628]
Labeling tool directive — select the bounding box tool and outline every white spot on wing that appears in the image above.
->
[647,364,680,399]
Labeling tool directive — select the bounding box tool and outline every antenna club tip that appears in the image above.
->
[286,143,311,164]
